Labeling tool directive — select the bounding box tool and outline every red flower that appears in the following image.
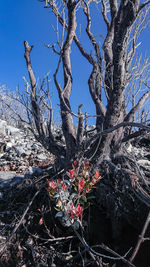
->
[76,204,84,216]
[68,169,77,179]
[85,161,90,167]
[72,160,78,168]
[84,161,91,171]
[62,184,67,191]
[57,178,67,191]
[57,179,67,191]
[78,179,85,192]
[48,179,57,190]
[39,217,43,225]
[46,179,58,198]
[71,204,84,218]
[95,170,101,179]
[91,171,101,186]
[57,178,63,186]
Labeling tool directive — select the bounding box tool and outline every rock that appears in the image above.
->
[5,125,20,136]
[6,142,13,151]
[0,171,16,180]
[0,171,24,188]
[0,119,21,137]
[137,159,150,166]
[37,153,47,160]
[127,145,149,158]
[0,153,4,159]
[31,143,40,150]
[25,166,43,177]
[14,146,27,157]
[0,120,7,135]
[0,120,54,179]
[126,143,132,153]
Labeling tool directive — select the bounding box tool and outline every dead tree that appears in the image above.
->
[23,0,150,164]
[23,1,150,245]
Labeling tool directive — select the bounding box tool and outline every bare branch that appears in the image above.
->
[124,90,150,122]
[101,0,110,29]
[0,187,42,256]
[85,121,150,149]
[41,0,95,65]
[109,0,118,18]
[129,210,150,263]
[24,41,44,136]
[138,0,150,13]
[83,0,102,66]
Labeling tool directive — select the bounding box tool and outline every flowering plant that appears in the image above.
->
[46,160,101,228]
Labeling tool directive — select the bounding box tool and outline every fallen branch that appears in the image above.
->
[0,185,43,256]
[71,225,136,267]
[92,244,135,267]
[129,210,150,263]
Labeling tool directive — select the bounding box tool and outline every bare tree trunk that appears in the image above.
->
[54,0,77,159]
[60,0,77,159]
[101,0,141,155]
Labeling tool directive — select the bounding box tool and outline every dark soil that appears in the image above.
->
[0,162,150,267]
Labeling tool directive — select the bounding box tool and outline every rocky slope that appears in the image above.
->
[0,119,150,184]
[0,119,55,189]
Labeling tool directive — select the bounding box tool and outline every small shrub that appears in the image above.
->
[46,161,102,228]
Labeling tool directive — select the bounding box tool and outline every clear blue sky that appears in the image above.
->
[0,0,150,122]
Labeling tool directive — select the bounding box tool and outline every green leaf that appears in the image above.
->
[81,195,87,202]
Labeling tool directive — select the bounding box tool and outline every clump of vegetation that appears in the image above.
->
[46,160,101,227]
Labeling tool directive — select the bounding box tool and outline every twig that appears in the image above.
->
[33,167,65,184]
[129,210,150,263]
[72,225,135,266]
[0,185,43,255]
[93,244,135,267]
[23,223,74,243]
